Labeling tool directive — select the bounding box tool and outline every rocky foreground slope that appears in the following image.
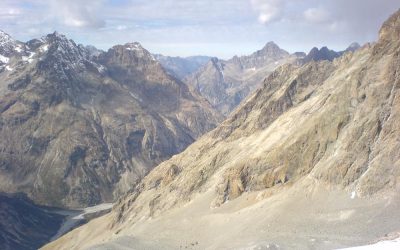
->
[45,9,400,250]
[0,32,222,208]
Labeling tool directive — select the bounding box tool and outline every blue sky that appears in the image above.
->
[0,0,399,58]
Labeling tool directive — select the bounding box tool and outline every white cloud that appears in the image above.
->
[49,0,105,28]
[0,1,23,21]
[250,0,284,24]
[116,25,128,31]
[304,8,331,23]
[1,0,399,58]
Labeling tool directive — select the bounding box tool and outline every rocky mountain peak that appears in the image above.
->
[262,41,279,51]
[100,42,158,70]
[35,32,88,81]
[43,32,76,49]
[0,30,18,57]
[45,31,66,41]
[257,41,289,58]
[304,46,341,62]
[40,31,86,62]
[308,47,319,54]
[346,42,361,52]
[235,41,289,69]
[124,41,144,49]
[0,30,14,44]
[121,42,152,58]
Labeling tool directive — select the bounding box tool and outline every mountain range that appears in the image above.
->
[185,41,360,115]
[303,43,361,63]
[0,31,222,209]
[45,8,400,250]
[185,42,301,115]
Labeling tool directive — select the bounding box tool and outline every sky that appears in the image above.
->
[0,0,399,59]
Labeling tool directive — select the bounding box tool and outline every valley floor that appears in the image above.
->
[50,203,114,241]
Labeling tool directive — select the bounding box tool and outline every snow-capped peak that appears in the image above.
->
[125,42,144,51]
[122,42,156,61]
[43,31,71,45]
[0,30,18,56]
[0,54,9,64]
[0,30,14,43]
[40,31,87,62]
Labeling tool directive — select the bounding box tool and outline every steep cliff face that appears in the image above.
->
[186,42,301,115]
[0,32,222,208]
[45,9,400,250]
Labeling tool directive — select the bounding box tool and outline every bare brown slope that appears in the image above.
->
[45,9,400,250]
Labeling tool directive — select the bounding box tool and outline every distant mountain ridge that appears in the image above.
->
[154,54,211,79]
[303,43,361,63]
[185,41,302,115]
[184,41,361,115]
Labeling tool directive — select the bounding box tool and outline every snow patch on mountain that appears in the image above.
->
[0,54,9,64]
[39,44,49,53]
[338,237,400,249]
[14,45,23,53]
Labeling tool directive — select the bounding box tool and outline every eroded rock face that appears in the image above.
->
[0,32,222,208]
